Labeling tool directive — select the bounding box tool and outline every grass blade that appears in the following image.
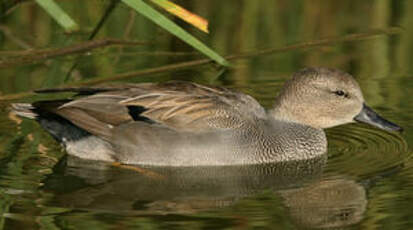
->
[150,0,209,33]
[35,0,78,33]
[122,0,229,66]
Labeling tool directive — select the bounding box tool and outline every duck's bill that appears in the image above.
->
[354,104,403,132]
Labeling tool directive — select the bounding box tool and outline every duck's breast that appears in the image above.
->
[110,120,327,166]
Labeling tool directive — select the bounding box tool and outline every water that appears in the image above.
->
[0,1,412,229]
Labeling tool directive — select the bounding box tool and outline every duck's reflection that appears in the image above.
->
[43,155,367,229]
[281,177,366,228]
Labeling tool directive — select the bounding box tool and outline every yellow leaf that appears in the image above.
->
[150,0,209,33]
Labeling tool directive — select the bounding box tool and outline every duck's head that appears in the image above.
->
[271,67,402,132]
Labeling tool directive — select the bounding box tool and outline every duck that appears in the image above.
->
[11,67,402,166]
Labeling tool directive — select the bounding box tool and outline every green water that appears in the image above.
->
[0,1,412,229]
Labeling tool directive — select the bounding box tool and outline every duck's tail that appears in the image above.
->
[10,103,38,119]
[10,100,81,143]
[11,100,71,119]
[11,101,115,162]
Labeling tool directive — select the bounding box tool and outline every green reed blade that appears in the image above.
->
[35,0,78,33]
[122,0,229,66]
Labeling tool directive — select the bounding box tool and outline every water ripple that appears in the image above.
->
[325,123,410,178]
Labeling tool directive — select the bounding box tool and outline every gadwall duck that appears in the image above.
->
[11,67,402,166]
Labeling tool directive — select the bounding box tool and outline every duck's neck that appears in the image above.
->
[268,99,324,130]
[268,106,307,128]
[268,107,295,124]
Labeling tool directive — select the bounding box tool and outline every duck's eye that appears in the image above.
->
[334,90,348,97]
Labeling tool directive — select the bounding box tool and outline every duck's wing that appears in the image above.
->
[33,81,266,139]
[117,81,267,131]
